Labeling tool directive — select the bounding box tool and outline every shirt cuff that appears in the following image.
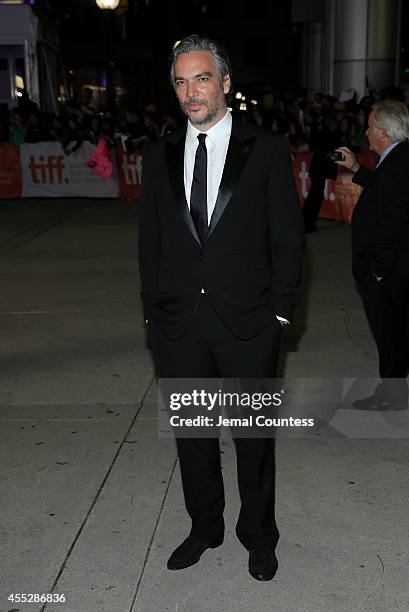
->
[276,315,290,325]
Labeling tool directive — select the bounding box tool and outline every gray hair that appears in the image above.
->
[372,99,409,142]
[169,34,233,97]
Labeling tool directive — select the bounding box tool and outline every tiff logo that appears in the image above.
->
[122,154,142,186]
[29,155,68,184]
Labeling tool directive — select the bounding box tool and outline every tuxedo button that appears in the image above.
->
[199,254,207,262]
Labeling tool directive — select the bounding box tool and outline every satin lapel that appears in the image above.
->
[206,133,256,241]
[165,133,201,245]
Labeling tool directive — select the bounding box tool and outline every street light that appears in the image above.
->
[95,0,119,113]
[95,0,120,9]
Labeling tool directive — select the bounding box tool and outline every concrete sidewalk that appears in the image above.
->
[0,200,408,612]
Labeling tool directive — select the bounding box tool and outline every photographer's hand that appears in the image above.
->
[334,146,360,173]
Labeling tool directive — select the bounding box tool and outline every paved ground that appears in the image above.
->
[0,199,408,612]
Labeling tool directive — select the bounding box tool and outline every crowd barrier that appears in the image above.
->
[292,151,377,224]
[0,142,377,223]
[0,141,141,201]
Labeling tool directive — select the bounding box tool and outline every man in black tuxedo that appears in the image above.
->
[336,100,409,410]
[138,35,304,580]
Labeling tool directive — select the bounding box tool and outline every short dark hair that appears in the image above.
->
[169,34,233,100]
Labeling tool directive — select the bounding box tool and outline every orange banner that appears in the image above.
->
[1,143,378,224]
[293,150,377,224]
[0,143,22,199]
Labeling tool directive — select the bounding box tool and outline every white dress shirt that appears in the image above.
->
[184,110,232,220]
[377,141,400,167]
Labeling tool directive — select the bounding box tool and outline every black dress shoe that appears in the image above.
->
[352,396,408,411]
[248,546,278,581]
[167,534,223,570]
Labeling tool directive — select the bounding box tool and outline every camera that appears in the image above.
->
[327,150,345,162]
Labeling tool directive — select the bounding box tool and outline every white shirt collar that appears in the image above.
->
[378,141,401,166]
[186,110,232,148]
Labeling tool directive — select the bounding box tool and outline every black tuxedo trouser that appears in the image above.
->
[358,275,409,402]
[302,174,326,231]
[149,295,282,551]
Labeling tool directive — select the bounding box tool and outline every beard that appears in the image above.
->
[181,96,224,127]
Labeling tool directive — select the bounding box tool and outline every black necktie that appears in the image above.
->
[190,133,208,244]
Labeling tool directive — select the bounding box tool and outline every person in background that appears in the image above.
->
[9,108,27,146]
[80,86,98,117]
[142,111,160,143]
[286,118,309,155]
[83,114,101,145]
[100,116,116,149]
[302,111,340,232]
[335,100,409,411]
[337,115,355,148]
[25,110,48,143]
[269,112,287,135]
[351,108,369,151]
[62,113,83,155]
[18,89,39,123]
[160,108,180,137]
[250,107,265,128]
[46,114,64,143]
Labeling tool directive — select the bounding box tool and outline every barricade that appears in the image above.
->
[293,151,377,224]
[19,142,119,198]
[0,143,377,224]
[0,143,22,198]
[115,146,142,201]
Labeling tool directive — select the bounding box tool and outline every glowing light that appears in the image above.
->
[235,92,242,99]
[95,0,120,9]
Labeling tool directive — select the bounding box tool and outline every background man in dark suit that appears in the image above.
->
[336,100,409,410]
[302,111,340,233]
[138,34,304,581]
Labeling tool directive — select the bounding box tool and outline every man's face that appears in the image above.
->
[174,50,230,131]
[366,110,390,155]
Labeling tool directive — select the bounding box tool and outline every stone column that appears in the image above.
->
[330,0,400,99]
[305,21,325,95]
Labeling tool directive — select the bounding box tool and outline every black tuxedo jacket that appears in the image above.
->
[138,118,304,340]
[352,141,409,308]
